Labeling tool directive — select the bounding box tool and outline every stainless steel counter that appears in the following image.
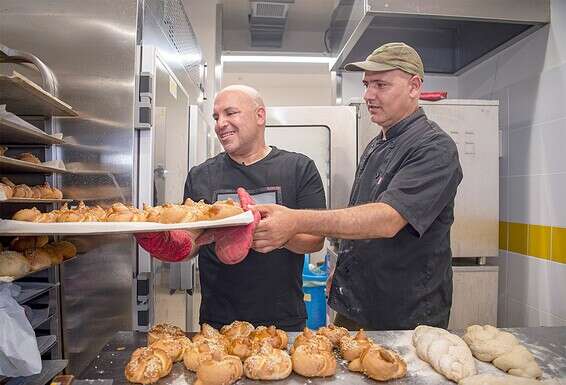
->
[80,327,566,384]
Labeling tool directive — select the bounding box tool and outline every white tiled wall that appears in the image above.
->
[459,0,566,327]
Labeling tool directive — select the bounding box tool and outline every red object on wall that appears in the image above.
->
[420,91,448,101]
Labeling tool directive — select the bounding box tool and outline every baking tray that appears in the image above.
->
[0,210,254,236]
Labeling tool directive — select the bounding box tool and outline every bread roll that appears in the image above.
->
[243,341,292,380]
[348,344,407,381]
[13,184,33,198]
[183,340,228,372]
[192,323,230,349]
[149,336,191,362]
[50,241,77,260]
[194,352,243,385]
[147,323,185,345]
[16,152,41,164]
[250,325,288,350]
[11,236,49,252]
[412,325,476,382]
[220,320,255,340]
[23,248,52,271]
[206,199,243,220]
[0,145,7,156]
[0,182,13,199]
[12,207,42,222]
[317,323,350,346]
[158,204,196,224]
[0,251,31,277]
[290,327,333,354]
[339,329,373,361]
[227,336,254,361]
[124,346,172,384]
[291,343,336,378]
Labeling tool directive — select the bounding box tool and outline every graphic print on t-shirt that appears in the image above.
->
[214,186,282,205]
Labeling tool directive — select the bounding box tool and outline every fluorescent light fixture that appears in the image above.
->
[222,55,333,64]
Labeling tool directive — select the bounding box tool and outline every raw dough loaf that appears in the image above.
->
[412,325,476,382]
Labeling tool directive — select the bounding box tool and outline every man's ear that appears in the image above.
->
[256,105,266,126]
[409,75,422,99]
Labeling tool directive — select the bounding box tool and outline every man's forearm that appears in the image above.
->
[284,234,324,254]
[295,202,407,239]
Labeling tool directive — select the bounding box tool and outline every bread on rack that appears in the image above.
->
[250,325,288,350]
[243,340,292,380]
[13,184,33,198]
[0,145,7,156]
[0,182,13,199]
[49,241,77,260]
[15,152,41,164]
[10,236,49,252]
[194,352,243,385]
[291,342,336,378]
[12,207,42,222]
[290,327,333,353]
[339,329,374,361]
[147,323,186,345]
[124,346,172,384]
[0,251,31,277]
[23,248,52,271]
[348,344,407,381]
[317,323,350,346]
[0,178,63,200]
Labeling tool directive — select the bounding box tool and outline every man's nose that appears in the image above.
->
[363,87,374,102]
[216,115,228,130]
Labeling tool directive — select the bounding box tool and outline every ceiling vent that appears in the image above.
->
[249,0,295,48]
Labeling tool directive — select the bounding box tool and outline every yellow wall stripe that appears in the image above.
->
[499,221,566,264]
[552,227,566,264]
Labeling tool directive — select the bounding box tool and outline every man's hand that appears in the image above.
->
[250,204,299,253]
[195,187,260,264]
[135,229,202,262]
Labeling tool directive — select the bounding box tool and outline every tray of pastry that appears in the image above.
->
[0,199,254,235]
[0,71,78,117]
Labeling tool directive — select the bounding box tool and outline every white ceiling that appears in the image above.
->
[221,0,337,52]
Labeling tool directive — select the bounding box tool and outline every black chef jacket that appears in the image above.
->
[328,107,463,330]
[184,146,326,331]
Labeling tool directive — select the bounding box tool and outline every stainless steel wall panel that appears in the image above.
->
[0,0,138,374]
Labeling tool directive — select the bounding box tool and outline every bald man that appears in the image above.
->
[137,85,326,330]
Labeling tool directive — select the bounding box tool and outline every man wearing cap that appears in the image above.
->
[251,42,463,330]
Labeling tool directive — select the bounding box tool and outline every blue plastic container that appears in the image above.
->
[302,254,328,329]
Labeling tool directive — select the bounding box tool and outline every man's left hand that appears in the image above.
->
[250,204,298,253]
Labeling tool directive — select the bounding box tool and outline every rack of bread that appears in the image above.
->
[0,199,253,235]
[0,235,77,281]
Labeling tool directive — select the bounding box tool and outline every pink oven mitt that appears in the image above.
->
[195,187,261,264]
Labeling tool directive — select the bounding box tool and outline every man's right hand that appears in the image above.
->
[135,229,201,262]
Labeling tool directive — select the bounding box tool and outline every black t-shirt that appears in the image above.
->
[328,108,463,330]
[184,146,326,330]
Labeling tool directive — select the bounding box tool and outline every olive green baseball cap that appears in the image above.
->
[344,42,424,79]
